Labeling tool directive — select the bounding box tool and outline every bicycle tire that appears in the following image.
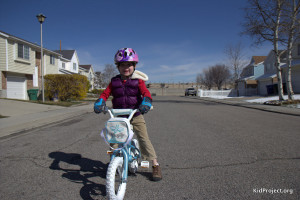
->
[106,157,127,200]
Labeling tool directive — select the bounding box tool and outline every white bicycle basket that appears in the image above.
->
[101,117,134,148]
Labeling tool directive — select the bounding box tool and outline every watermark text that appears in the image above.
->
[253,188,294,195]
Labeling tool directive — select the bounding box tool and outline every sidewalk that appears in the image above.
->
[0,99,95,138]
[193,96,300,116]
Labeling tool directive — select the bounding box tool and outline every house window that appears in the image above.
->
[50,55,55,65]
[62,63,65,69]
[73,63,77,71]
[18,43,30,60]
[298,44,300,56]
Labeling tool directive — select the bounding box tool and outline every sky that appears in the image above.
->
[0,0,273,83]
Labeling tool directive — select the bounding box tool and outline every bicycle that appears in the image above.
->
[100,108,149,200]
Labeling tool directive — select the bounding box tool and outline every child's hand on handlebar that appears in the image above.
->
[139,97,152,114]
[94,98,106,114]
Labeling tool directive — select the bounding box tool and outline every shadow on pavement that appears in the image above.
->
[49,151,107,200]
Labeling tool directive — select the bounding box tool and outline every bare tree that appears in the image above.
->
[211,64,231,90]
[224,42,247,81]
[199,69,214,90]
[94,71,104,89]
[242,0,285,100]
[198,65,231,90]
[102,64,118,87]
[281,0,300,100]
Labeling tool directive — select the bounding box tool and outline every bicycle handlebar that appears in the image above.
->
[104,107,138,121]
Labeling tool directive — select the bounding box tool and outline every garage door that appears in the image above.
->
[7,76,26,100]
[292,67,300,93]
[238,82,246,96]
[258,81,267,96]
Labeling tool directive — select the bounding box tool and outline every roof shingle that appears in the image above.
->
[252,56,267,64]
[53,50,75,60]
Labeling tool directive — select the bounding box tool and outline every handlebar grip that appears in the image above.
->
[103,106,109,114]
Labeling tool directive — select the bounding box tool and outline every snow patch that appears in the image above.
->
[245,95,300,103]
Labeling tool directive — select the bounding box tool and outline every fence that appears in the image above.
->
[148,88,185,96]
[147,88,238,97]
[198,89,237,98]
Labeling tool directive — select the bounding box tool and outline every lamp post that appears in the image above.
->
[36,14,46,102]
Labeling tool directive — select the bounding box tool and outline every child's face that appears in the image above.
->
[118,62,135,77]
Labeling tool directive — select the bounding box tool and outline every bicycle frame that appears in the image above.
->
[107,109,141,182]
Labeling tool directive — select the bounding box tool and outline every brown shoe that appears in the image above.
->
[152,165,162,181]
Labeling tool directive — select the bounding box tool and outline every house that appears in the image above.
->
[53,50,79,74]
[79,64,95,90]
[0,30,60,100]
[238,56,266,96]
[281,41,300,94]
[256,50,286,96]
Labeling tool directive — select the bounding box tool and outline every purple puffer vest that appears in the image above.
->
[111,75,142,116]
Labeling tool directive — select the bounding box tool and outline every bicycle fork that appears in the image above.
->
[110,148,129,183]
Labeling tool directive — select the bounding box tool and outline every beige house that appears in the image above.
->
[0,31,60,100]
[79,65,95,90]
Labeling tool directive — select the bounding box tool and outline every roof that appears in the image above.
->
[252,56,267,64]
[239,76,255,81]
[256,73,277,80]
[246,80,257,85]
[53,50,75,60]
[79,65,92,70]
[0,30,60,55]
[281,59,300,68]
[59,68,77,74]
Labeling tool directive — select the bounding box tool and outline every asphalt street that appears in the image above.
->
[0,96,299,200]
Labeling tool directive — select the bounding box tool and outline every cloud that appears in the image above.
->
[142,44,241,82]
[147,61,214,82]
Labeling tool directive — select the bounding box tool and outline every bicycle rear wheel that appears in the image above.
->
[106,157,126,200]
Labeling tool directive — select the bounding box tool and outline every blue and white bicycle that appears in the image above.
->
[101,108,149,200]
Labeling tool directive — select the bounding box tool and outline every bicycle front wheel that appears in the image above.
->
[106,157,127,200]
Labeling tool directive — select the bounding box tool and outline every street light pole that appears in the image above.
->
[36,14,46,102]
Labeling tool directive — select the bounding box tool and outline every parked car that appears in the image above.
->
[185,88,197,96]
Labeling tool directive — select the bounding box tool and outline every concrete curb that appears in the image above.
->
[0,99,113,139]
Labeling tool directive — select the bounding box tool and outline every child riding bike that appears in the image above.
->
[94,48,162,181]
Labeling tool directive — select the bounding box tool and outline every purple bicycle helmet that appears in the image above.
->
[114,48,139,64]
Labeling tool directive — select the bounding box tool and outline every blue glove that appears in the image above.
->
[94,98,106,114]
[139,97,152,114]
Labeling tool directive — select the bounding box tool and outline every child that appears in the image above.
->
[94,48,162,181]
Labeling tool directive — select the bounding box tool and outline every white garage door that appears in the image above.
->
[7,76,26,100]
